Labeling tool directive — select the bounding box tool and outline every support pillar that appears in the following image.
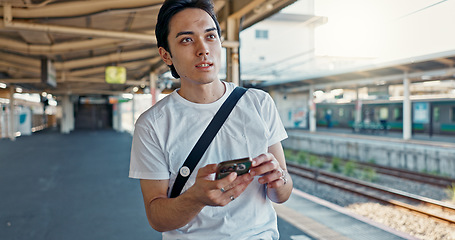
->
[226,17,240,86]
[132,89,136,126]
[61,94,74,134]
[150,72,158,105]
[0,104,5,138]
[308,85,316,132]
[116,102,124,132]
[8,86,16,141]
[355,87,362,123]
[403,72,411,140]
[112,103,119,132]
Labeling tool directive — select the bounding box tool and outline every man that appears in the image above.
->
[129,0,293,239]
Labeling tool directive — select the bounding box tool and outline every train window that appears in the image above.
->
[255,30,269,39]
[433,107,440,122]
[318,109,324,119]
[339,108,344,117]
[452,107,455,122]
[379,107,388,120]
[394,107,402,120]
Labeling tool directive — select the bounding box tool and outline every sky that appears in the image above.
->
[284,0,455,62]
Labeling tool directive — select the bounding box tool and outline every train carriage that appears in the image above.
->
[316,99,455,136]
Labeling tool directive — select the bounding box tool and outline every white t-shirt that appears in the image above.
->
[129,81,287,240]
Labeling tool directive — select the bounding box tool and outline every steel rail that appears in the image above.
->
[294,153,455,188]
[287,162,455,225]
[356,161,455,188]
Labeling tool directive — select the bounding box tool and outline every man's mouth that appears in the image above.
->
[196,63,213,68]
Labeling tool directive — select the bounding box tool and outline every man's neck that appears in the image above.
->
[177,80,225,104]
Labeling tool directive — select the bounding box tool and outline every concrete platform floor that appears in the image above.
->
[0,129,308,240]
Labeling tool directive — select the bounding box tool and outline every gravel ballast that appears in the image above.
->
[291,170,455,240]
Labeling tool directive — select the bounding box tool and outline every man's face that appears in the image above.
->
[159,8,221,86]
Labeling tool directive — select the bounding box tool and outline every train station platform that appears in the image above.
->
[275,189,416,240]
[0,129,418,239]
[315,127,455,145]
[284,127,455,179]
[0,129,311,240]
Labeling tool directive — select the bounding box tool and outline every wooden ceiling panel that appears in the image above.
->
[18,30,52,44]
[0,0,293,95]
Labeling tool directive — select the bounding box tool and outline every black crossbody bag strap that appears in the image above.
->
[170,87,247,198]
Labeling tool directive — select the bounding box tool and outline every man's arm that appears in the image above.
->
[140,179,203,232]
[140,164,253,232]
[250,142,293,203]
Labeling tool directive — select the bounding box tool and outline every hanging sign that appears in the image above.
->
[105,66,126,84]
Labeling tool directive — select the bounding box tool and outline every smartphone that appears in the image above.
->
[216,157,252,179]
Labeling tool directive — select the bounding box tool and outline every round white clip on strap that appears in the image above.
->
[180,166,191,177]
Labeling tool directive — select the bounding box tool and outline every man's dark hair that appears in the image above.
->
[156,0,221,78]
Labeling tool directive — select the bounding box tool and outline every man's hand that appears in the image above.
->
[185,163,254,207]
[250,153,288,189]
[248,143,293,203]
[141,163,254,232]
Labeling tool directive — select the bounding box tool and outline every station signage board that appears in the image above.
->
[368,85,389,99]
[41,59,57,87]
[105,66,126,84]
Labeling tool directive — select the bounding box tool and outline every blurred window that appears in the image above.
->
[379,107,388,120]
[255,30,269,39]
[433,107,440,122]
[394,107,402,121]
[452,107,455,122]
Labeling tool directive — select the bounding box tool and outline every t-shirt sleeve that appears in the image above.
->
[129,124,170,180]
[261,93,288,147]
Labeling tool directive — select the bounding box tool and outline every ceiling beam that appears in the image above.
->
[281,67,455,93]
[0,78,41,84]
[1,77,146,86]
[393,65,412,72]
[2,20,156,43]
[48,88,125,95]
[0,35,235,59]
[55,49,158,70]
[241,0,297,29]
[0,60,40,74]
[0,52,41,68]
[434,58,454,67]
[65,56,161,77]
[0,36,132,56]
[229,0,267,19]
[0,48,158,73]
[0,0,163,18]
[353,71,371,78]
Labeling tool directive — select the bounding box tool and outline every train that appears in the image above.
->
[315,99,455,135]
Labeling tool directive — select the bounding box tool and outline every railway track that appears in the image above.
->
[287,162,455,225]
[296,153,455,188]
[341,160,455,188]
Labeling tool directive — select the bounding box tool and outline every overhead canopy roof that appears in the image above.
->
[0,0,297,96]
[258,49,455,93]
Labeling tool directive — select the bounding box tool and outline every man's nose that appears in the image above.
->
[196,42,210,56]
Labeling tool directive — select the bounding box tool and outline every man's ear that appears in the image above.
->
[158,47,173,66]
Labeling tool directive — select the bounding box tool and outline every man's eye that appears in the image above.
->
[181,37,192,43]
[207,34,216,39]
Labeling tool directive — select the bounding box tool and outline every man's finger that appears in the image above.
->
[252,153,273,167]
[215,172,237,190]
[222,173,253,192]
[197,164,217,177]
